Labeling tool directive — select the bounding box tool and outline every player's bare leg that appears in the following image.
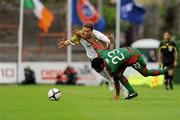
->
[99,68,115,91]
[119,75,138,99]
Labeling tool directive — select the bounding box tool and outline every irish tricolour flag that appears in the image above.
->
[24,0,54,33]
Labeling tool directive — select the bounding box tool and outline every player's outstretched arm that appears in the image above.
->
[174,49,178,67]
[58,38,71,48]
[157,51,163,67]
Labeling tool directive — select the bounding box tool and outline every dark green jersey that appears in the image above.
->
[97,47,141,73]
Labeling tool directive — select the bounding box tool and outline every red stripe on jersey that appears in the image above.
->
[85,37,106,50]
[129,48,134,53]
[125,47,134,52]
[153,70,160,74]
[126,54,140,65]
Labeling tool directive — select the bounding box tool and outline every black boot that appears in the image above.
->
[169,79,173,90]
[165,80,168,90]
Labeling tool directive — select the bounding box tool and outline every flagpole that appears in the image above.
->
[67,0,72,66]
[17,0,24,83]
[97,0,102,15]
[116,0,121,48]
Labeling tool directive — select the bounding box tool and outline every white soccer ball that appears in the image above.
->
[48,88,62,101]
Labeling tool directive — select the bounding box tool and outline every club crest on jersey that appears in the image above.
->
[168,46,173,52]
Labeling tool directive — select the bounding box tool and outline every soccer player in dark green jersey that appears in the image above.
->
[91,47,169,100]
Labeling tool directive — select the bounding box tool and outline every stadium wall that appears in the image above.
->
[0,62,164,87]
[0,62,102,85]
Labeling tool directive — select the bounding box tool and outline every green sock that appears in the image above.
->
[120,76,136,93]
[147,68,167,76]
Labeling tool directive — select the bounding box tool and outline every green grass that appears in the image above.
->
[0,84,180,120]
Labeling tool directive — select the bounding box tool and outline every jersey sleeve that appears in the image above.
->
[158,42,163,53]
[93,30,110,49]
[172,41,178,52]
[93,30,110,44]
[70,35,81,45]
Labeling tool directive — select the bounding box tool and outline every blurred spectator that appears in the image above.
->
[64,66,77,85]
[56,73,64,84]
[141,53,148,63]
[21,66,36,84]
[148,50,157,62]
[56,66,77,85]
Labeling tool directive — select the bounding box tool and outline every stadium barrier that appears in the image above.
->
[0,62,163,87]
[0,23,18,29]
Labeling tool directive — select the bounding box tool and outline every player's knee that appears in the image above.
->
[141,73,148,77]
[140,68,149,77]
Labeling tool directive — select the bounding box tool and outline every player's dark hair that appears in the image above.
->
[83,21,94,30]
[163,31,171,35]
[91,58,104,72]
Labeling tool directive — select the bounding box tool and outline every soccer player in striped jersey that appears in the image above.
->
[91,47,169,100]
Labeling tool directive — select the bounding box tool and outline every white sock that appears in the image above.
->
[119,82,129,98]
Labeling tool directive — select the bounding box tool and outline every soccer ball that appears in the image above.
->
[48,88,62,101]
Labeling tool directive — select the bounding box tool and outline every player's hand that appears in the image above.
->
[174,61,178,67]
[168,69,174,76]
[58,38,66,48]
[105,33,111,40]
[112,95,120,100]
[73,28,79,35]
[73,29,86,39]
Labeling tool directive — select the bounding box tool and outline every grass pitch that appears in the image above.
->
[0,84,180,120]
